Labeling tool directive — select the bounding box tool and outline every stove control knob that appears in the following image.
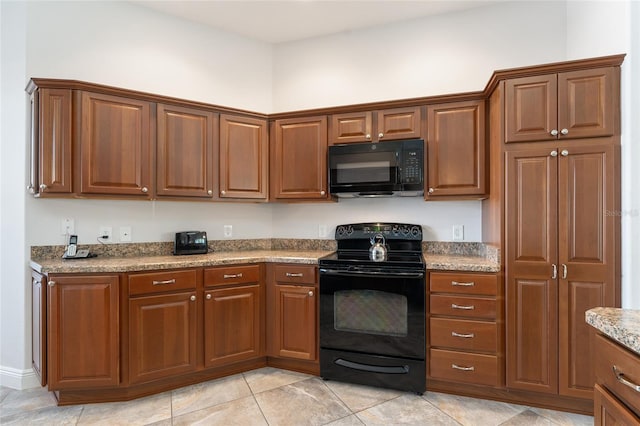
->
[401,226,409,236]
[410,226,421,237]
[336,226,345,236]
[346,226,354,235]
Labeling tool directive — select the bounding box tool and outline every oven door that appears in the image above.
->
[319,267,425,360]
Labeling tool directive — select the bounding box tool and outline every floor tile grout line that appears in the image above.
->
[242,370,271,425]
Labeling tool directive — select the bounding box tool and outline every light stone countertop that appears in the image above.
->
[31,250,334,274]
[586,307,640,355]
[423,254,500,273]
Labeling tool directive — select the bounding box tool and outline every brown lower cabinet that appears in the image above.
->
[35,262,321,404]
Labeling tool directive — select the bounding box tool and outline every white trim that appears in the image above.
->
[0,365,41,390]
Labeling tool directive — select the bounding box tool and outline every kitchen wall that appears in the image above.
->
[1,0,636,389]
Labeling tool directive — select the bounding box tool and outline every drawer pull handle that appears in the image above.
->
[613,365,640,392]
[451,364,475,372]
[286,272,304,277]
[152,279,176,286]
[452,281,475,287]
[451,303,475,310]
[223,273,243,279]
[451,332,475,338]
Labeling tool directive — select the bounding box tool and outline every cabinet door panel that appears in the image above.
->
[129,292,197,384]
[204,285,262,367]
[272,116,327,199]
[594,384,640,426]
[505,75,557,143]
[220,115,268,199]
[329,111,372,144]
[48,275,119,390]
[38,88,73,194]
[80,92,152,196]
[376,107,422,141]
[426,100,485,197]
[273,285,316,360]
[558,144,618,398]
[558,68,616,139]
[31,271,47,386]
[157,104,216,198]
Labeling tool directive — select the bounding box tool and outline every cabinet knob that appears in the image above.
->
[550,129,559,136]
[190,295,196,301]
[308,290,314,297]
[27,185,35,194]
[428,188,434,194]
[365,134,371,140]
[378,132,384,139]
[207,190,213,195]
[48,281,56,287]
[560,128,569,135]
[561,149,569,157]
[39,183,47,191]
[221,190,226,195]
[550,150,558,157]
[141,186,148,193]
[320,190,326,196]
[206,294,212,300]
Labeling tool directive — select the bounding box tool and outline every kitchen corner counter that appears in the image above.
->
[586,307,640,356]
[423,253,500,273]
[31,250,334,274]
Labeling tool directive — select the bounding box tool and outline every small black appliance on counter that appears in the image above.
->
[173,231,208,255]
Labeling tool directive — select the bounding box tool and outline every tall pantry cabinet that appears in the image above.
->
[483,57,622,411]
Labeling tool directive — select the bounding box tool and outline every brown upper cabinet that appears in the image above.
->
[78,91,153,198]
[156,104,217,199]
[329,106,422,144]
[425,100,486,199]
[28,88,73,196]
[505,67,617,143]
[271,116,328,200]
[219,115,269,200]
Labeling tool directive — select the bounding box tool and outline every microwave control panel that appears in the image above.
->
[401,149,423,184]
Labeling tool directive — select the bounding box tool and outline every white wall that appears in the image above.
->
[1,0,636,389]
[565,0,639,309]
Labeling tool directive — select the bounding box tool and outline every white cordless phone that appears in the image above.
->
[66,235,78,257]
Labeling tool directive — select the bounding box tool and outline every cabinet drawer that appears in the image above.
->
[595,333,640,416]
[430,272,497,296]
[129,270,197,296]
[273,265,317,285]
[204,264,260,287]
[430,294,496,319]
[430,348,499,387]
[430,317,497,352]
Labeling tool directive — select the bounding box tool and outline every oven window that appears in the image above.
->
[334,289,407,337]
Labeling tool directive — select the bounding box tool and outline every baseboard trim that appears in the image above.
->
[0,365,40,390]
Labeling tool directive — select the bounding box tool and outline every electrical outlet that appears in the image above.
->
[318,224,328,238]
[452,225,464,241]
[99,226,112,241]
[119,226,132,242]
[224,225,233,238]
[60,217,75,235]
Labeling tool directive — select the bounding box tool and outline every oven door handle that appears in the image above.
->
[319,268,424,279]
[335,358,409,374]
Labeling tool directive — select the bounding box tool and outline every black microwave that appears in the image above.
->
[328,139,424,197]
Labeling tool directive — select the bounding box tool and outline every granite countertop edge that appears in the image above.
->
[31,250,500,274]
[586,307,640,356]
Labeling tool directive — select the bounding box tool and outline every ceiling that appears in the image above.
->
[131,0,502,44]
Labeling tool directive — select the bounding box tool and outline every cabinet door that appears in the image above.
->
[505,74,557,143]
[156,104,216,198]
[219,115,268,200]
[79,91,152,197]
[558,68,616,140]
[557,144,618,398]
[272,116,328,200]
[34,88,73,195]
[426,100,485,198]
[505,148,558,393]
[329,111,373,144]
[129,292,198,384]
[47,275,119,390]
[376,106,422,141]
[272,284,316,360]
[204,284,262,367]
[31,271,46,386]
[594,384,640,425]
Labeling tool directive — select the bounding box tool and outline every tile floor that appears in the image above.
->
[0,367,594,425]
